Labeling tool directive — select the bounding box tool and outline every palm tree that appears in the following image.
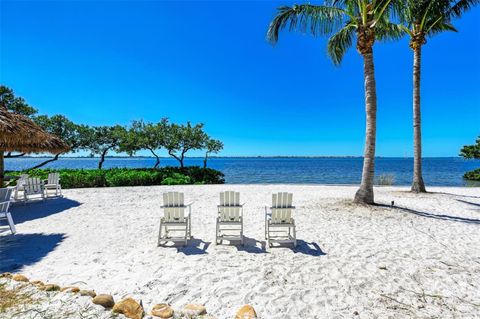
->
[400,0,478,193]
[267,1,402,204]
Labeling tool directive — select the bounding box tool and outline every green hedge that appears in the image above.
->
[464,168,480,181]
[6,167,224,188]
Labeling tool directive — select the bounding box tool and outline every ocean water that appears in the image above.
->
[5,157,479,187]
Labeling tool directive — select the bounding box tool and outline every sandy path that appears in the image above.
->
[1,185,479,318]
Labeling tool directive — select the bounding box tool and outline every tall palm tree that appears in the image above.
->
[267,1,402,204]
[400,0,478,193]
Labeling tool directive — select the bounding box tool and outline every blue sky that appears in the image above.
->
[1,1,479,157]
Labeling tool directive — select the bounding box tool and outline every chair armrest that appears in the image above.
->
[0,200,11,205]
[185,202,194,207]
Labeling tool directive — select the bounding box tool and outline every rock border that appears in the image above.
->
[1,272,258,318]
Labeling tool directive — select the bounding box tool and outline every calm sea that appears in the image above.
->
[4,157,480,187]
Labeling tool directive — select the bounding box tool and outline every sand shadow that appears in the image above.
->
[456,199,480,209]
[158,237,210,255]
[430,192,480,199]
[267,240,326,256]
[379,204,480,225]
[9,197,81,224]
[0,233,66,272]
[235,236,268,254]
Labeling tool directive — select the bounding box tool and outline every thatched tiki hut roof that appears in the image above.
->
[0,107,70,186]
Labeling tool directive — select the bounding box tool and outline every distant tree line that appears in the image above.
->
[0,86,223,170]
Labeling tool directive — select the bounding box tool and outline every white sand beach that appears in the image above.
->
[1,185,480,318]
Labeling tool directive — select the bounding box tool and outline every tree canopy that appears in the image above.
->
[267,1,404,64]
[1,85,223,169]
[460,136,480,159]
[0,85,38,117]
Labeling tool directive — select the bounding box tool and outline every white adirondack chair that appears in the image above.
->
[0,188,16,234]
[158,192,192,246]
[216,191,244,245]
[24,177,45,204]
[44,172,62,197]
[265,192,297,248]
[13,174,28,201]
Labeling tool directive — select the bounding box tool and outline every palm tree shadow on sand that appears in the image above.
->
[430,192,480,199]
[378,203,480,225]
[456,199,480,209]
[0,233,66,272]
[9,197,81,224]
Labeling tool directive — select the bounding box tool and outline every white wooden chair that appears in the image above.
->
[265,192,297,248]
[216,191,244,245]
[24,177,45,204]
[13,174,28,201]
[0,188,16,234]
[158,192,192,247]
[44,172,62,197]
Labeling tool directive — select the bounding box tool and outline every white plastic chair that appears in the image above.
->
[265,192,297,248]
[13,174,28,201]
[0,188,16,234]
[158,192,192,246]
[44,172,62,197]
[216,191,244,245]
[24,177,45,204]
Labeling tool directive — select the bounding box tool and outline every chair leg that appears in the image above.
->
[7,213,16,234]
[293,225,297,247]
[266,224,271,248]
[215,219,219,245]
[264,207,268,240]
[157,219,163,247]
[184,224,188,247]
[240,219,244,246]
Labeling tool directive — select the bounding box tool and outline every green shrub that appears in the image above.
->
[161,173,191,185]
[464,168,480,181]
[6,166,224,189]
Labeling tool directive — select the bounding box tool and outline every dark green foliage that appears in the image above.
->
[460,136,480,159]
[0,85,38,117]
[7,167,224,188]
[464,168,480,181]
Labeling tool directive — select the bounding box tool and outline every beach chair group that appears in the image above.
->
[13,173,62,203]
[158,191,297,248]
[0,172,63,235]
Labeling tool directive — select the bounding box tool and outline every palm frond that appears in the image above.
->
[427,21,458,35]
[267,4,346,44]
[376,22,407,41]
[327,22,355,65]
[449,0,480,18]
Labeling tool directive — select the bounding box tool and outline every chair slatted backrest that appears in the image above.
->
[48,172,60,185]
[16,174,28,190]
[271,192,293,224]
[219,191,241,222]
[25,178,43,195]
[163,192,186,222]
[0,188,13,213]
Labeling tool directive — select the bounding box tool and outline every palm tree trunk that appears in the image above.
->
[411,46,426,193]
[354,51,377,204]
[203,152,208,169]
